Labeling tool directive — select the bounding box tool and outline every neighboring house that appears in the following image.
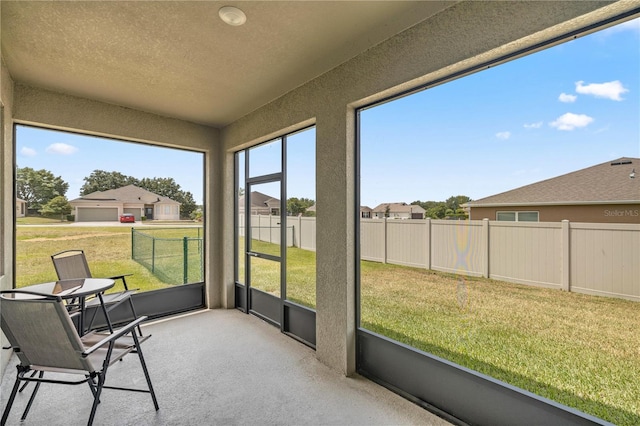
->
[238,191,280,216]
[465,157,640,223]
[371,202,425,219]
[16,198,27,217]
[360,206,372,219]
[69,185,181,222]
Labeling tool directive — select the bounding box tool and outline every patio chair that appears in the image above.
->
[0,290,159,426]
[51,249,145,339]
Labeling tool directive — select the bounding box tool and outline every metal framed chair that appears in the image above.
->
[51,249,145,338]
[0,290,159,426]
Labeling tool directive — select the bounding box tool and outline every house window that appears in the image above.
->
[497,211,539,222]
[362,211,371,218]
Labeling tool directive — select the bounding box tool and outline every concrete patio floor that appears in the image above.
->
[1,309,452,426]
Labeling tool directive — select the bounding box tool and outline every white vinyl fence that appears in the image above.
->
[244,215,640,301]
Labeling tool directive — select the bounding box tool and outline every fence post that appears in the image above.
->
[297,215,302,248]
[483,218,490,278]
[183,236,188,284]
[425,218,431,270]
[131,228,135,260]
[151,237,155,273]
[561,220,570,292]
[383,217,388,264]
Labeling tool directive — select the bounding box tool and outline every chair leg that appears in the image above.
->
[127,298,145,338]
[86,303,100,335]
[21,371,44,421]
[132,333,159,411]
[87,293,115,334]
[87,373,106,426]
[86,375,101,404]
[18,370,38,392]
[1,368,22,426]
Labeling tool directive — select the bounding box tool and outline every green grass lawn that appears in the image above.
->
[360,262,640,425]
[16,226,640,424]
[16,225,174,291]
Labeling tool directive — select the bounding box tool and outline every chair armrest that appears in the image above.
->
[0,289,62,301]
[107,273,133,280]
[106,273,134,290]
[82,315,148,356]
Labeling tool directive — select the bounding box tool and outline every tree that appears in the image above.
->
[190,208,203,222]
[80,170,139,195]
[16,167,69,212]
[425,203,447,219]
[412,196,472,219]
[445,195,472,212]
[39,196,72,221]
[139,177,197,219]
[454,207,469,220]
[286,197,315,216]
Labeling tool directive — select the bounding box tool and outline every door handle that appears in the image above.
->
[247,252,259,257]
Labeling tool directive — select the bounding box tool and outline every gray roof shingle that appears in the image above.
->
[467,157,639,206]
[71,184,180,204]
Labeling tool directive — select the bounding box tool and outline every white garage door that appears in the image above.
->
[77,207,118,222]
[123,208,141,220]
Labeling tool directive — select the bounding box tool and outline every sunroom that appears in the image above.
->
[2,2,639,425]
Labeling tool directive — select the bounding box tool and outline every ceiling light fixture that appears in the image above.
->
[219,6,246,26]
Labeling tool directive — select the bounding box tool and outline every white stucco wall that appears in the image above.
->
[1,55,16,376]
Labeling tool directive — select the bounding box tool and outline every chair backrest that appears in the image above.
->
[51,250,93,280]
[0,292,95,373]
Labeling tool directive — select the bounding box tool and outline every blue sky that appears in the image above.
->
[16,127,205,204]
[360,17,640,208]
[15,18,639,209]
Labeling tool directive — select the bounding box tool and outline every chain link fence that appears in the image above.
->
[132,227,203,284]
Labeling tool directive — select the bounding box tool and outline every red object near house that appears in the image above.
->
[119,213,135,223]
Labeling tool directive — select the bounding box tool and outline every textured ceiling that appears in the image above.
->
[1,1,457,127]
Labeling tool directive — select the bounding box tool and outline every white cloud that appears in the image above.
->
[46,143,78,155]
[523,121,543,129]
[558,93,577,103]
[496,131,511,140]
[575,80,628,101]
[20,147,37,157]
[599,17,640,36]
[549,113,594,131]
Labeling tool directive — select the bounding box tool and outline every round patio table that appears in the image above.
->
[16,278,115,335]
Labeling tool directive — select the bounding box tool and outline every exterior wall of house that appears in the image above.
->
[470,204,640,224]
[16,200,26,217]
[153,203,180,220]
